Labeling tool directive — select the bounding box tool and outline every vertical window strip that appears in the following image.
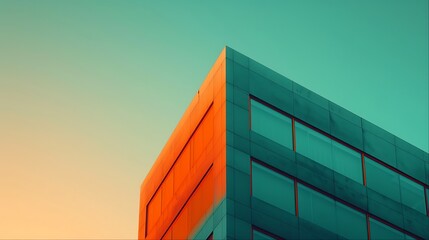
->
[248,95,252,130]
[250,159,253,197]
[294,179,299,217]
[362,153,367,186]
[426,188,429,217]
[366,214,371,240]
[292,118,296,152]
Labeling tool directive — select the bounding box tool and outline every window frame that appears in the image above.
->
[252,226,282,240]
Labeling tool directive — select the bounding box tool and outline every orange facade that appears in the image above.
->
[138,48,227,240]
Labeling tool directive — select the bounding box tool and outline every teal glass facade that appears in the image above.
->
[252,161,295,215]
[298,183,367,240]
[296,122,363,184]
[189,47,429,240]
[251,99,293,149]
[369,218,414,240]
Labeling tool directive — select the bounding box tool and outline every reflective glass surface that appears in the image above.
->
[366,158,426,214]
[251,99,292,148]
[332,141,362,184]
[252,161,295,214]
[298,184,366,239]
[296,122,363,184]
[298,184,336,233]
[296,122,332,169]
[369,218,406,240]
[365,158,401,202]
[399,176,426,214]
[335,201,367,240]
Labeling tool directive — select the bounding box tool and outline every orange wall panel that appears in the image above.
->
[146,188,161,234]
[172,209,188,240]
[139,48,227,240]
[192,125,205,166]
[173,145,190,193]
[161,172,174,212]
[163,167,215,240]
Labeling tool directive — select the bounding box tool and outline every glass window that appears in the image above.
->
[251,99,292,149]
[335,201,367,240]
[298,184,367,239]
[298,184,336,233]
[399,176,426,214]
[296,122,363,184]
[365,158,401,202]
[253,229,276,240]
[366,158,426,214]
[369,218,407,240]
[332,141,363,184]
[252,162,295,214]
[295,122,332,169]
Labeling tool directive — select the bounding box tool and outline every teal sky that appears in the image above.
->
[0,1,427,239]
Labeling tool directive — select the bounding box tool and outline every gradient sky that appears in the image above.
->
[0,1,427,239]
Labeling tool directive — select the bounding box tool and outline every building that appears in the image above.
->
[138,47,429,240]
